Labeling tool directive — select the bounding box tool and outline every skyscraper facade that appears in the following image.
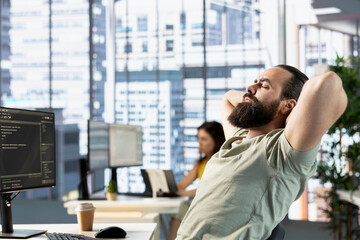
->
[114,0,266,187]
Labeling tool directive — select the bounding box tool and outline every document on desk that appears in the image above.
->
[146,169,169,192]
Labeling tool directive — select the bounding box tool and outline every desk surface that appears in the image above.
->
[64,195,186,215]
[63,196,186,240]
[3,223,156,240]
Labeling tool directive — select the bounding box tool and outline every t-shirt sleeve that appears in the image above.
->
[267,131,319,177]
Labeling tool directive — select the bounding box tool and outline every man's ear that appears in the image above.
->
[280,99,296,115]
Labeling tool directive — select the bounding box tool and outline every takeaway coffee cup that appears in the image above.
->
[75,203,96,231]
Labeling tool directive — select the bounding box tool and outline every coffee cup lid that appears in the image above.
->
[75,203,95,211]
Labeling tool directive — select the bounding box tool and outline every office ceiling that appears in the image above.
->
[311,0,360,35]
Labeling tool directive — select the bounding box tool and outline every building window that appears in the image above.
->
[180,12,186,30]
[166,24,173,30]
[124,42,132,53]
[166,40,174,52]
[192,23,203,29]
[191,37,202,46]
[142,41,148,52]
[137,16,147,32]
[117,18,125,32]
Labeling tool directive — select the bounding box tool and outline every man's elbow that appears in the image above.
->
[309,71,344,96]
[321,71,348,115]
[324,71,342,86]
[305,71,347,115]
[311,71,340,88]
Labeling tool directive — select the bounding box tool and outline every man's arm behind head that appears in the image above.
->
[221,89,246,139]
[284,71,347,152]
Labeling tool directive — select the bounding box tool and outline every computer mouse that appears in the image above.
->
[94,226,127,238]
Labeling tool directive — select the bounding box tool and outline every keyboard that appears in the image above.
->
[123,191,179,198]
[158,192,179,198]
[45,232,97,240]
[123,192,152,197]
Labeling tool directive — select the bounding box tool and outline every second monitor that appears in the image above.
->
[109,124,143,168]
[86,122,143,197]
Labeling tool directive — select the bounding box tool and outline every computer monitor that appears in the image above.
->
[0,107,55,238]
[108,124,143,168]
[88,120,109,170]
[108,124,143,192]
[78,121,109,200]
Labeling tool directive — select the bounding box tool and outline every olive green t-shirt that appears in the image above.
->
[176,128,319,240]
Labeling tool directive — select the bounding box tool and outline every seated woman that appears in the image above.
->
[169,121,225,240]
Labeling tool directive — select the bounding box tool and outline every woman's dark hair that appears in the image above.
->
[276,64,309,101]
[197,121,225,162]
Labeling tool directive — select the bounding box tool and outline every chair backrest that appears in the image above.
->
[266,223,285,240]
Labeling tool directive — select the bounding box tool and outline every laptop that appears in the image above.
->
[141,169,179,197]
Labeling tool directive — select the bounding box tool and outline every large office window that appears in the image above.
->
[113,0,266,193]
[6,0,50,109]
[0,0,107,200]
[299,26,353,77]
[0,0,11,99]
[1,0,357,226]
[0,0,273,199]
[298,25,355,222]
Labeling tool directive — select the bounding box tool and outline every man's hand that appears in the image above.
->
[222,90,246,139]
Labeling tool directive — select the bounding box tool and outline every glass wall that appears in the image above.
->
[0,0,271,199]
[113,0,267,192]
[0,0,107,200]
[6,0,50,109]
[298,25,356,222]
[299,25,353,77]
[1,0,357,226]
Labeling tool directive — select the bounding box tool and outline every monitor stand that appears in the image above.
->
[0,193,46,238]
[0,229,46,239]
[78,158,90,200]
[110,168,119,193]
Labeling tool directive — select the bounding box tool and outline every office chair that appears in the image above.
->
[266,223,285,240]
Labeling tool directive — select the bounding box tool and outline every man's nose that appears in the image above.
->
[246,83,259,95]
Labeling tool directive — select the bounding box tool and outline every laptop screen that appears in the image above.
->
[141,169,178,194]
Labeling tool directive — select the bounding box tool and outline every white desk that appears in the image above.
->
[64,195,185,216]
[63,195,186,240]
[336,189,360,206]
[2,223,156,240]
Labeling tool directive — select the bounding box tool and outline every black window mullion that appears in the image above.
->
[49,0,53,111]
[89,0,94,120]
[202,0,207,121]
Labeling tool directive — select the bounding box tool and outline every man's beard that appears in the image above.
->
[228,93,280,129]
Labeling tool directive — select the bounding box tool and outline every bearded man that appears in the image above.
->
[176,65,347,239]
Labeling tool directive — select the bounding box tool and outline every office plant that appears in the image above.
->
[106,179,118,201]
[316,55,360,240]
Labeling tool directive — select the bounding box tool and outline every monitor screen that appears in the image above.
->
[88,120,109,170]
[0,107,55,194]
[109,124,143,168]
